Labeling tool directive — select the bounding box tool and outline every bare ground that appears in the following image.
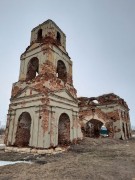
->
[0,137,135,180]
[0,135,4,144]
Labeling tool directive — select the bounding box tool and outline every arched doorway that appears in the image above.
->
[26,57,39,81]
[15,112,31,147]
[85,119,103,138]
[58,113,70,145]
[56,60,67,83]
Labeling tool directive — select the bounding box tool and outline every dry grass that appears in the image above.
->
[0,137,135,180]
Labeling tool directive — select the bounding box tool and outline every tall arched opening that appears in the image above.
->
[58,113,70,145]
[15,112,31,147]
[56,60,67,83]
[26,57,39,81]
[85,119,104,138]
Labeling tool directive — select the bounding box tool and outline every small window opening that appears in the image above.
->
[57,32,61,43]
[37,29,42,40]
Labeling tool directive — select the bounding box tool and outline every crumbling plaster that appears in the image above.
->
[5,20,82,149]
[30,19,66,50]
[19,44,72,83]
[78,94,131,140]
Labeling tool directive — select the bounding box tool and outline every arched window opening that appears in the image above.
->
[37,29,42,40]
[58,113,70,145]
[56,60,67,83]
[26,57,39,81]
[15,112,31,147]
[84,119,103,138]
[57,32,61,43]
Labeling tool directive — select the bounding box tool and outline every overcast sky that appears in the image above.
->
[0,0,135,127]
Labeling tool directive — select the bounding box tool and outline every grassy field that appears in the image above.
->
[0,137,135,180]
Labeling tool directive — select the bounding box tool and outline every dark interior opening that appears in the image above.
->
[56,60,67,83]
[84,119,103,138]
[57,32,61,43]
[15,112,31,147]
[58,113,70,145]
[26,57,39,81]
[37,29,42,40]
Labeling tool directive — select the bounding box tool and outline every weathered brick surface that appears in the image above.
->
[5,20,82,148]
[5,20,131,150]
[78,93,131,140]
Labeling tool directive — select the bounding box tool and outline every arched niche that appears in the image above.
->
[15,112,31,147]
[58,113,70,145]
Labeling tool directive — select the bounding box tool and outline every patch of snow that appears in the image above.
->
[0,161,32,166]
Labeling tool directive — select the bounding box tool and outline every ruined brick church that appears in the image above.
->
[5,20,131,148]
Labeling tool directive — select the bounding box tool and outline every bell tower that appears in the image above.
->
[5,20,82,149]
[18,19,73,87]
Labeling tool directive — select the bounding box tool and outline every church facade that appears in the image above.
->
[4,20,83,148]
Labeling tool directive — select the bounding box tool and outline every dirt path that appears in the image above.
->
[0,138,135,180]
